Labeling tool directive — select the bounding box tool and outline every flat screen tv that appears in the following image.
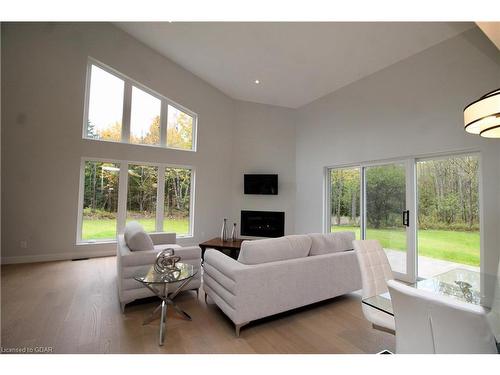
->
[244,174,278,195]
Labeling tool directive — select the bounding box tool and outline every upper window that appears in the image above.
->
[130,87,161,146]
[86,65,124,141]
[167,105,194,150]
[84,59,197,151]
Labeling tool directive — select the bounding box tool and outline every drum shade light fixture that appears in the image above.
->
[464,88,500,138]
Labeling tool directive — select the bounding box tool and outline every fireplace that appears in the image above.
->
[240,210,285,238]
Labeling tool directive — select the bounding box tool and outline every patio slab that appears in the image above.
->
[384,248,479,279]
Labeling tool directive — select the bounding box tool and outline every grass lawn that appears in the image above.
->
[332,225,480,267]
[82,218,189,240]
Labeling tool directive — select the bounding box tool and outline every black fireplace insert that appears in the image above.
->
[240,210,285,238]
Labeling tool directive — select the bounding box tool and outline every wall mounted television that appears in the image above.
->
[244,174,278,195]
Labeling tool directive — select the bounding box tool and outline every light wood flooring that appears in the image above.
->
[1,256,395,354]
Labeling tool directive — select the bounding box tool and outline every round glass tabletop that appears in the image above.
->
[134,262,197,284]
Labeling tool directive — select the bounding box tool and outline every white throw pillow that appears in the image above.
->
[308,232,355,256]
[124,221,154,252]
[237,235,312,265]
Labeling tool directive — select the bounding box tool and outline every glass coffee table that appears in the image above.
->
[134,262,197,346]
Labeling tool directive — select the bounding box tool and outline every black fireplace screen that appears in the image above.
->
[240,210,285,238]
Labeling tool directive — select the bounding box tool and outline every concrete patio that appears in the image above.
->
[385,249,479,279]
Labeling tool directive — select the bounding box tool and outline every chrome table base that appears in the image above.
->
[140,278,193,346]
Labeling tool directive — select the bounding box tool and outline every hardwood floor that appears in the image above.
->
[1,256,395,354]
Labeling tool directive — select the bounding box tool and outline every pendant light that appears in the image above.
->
[464,88,500,138]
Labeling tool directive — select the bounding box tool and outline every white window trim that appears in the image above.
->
[76,156,196,245]
[83,57,198,152]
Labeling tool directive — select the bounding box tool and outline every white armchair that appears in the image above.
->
[116,223,201,312]
[388,279,498,354]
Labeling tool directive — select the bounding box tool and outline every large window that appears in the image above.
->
[78,159,194,243]
[84,59,197,151]
[164,168,192,235]
[127,164,158,232]
[81,161,120,241]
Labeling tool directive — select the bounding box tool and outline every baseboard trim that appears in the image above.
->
[1,249,116,265]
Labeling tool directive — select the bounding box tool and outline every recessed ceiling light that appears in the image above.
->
[254,79,260,84]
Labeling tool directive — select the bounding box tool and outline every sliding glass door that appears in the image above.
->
[328,160,416,281]
[364,161,415,281]
[416,154,480,278]
[365,162,412,279]
[328,153,481,283]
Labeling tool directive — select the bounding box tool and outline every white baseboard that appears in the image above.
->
[1,249,116,265]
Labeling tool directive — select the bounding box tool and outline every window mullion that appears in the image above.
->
[160,101,167,148]
[122,83,132,143]
[156,167,166,232]
[117,163,129,234]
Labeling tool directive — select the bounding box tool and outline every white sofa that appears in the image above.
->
[203,232,361,335]
[117,222,202,311]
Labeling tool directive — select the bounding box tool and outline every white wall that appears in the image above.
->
[295,27,500,275]
[230,101,296,237]
[1,22,236,263]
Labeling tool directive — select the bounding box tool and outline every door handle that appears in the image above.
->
[402,210,410,227]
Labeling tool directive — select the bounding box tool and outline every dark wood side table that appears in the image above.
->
[199,238,246,260]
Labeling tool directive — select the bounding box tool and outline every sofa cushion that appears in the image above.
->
[124,221,154,251]
[237,235,312,265]
[308,231,355,256]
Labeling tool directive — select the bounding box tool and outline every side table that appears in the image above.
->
[199,238,246,260]
[134,262,197,346]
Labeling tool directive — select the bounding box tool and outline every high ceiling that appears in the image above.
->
[116,22,474,108]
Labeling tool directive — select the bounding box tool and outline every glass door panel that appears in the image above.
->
[416,155,480,279]
[365,163,408,276]
[329,167,361,239]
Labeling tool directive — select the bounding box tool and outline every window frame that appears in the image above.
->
[83,57,198,152]
[76,156,196,244]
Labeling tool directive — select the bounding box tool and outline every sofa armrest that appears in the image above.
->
[203,249,247,308]
[150,232,176,245]
[204,249,246,280]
